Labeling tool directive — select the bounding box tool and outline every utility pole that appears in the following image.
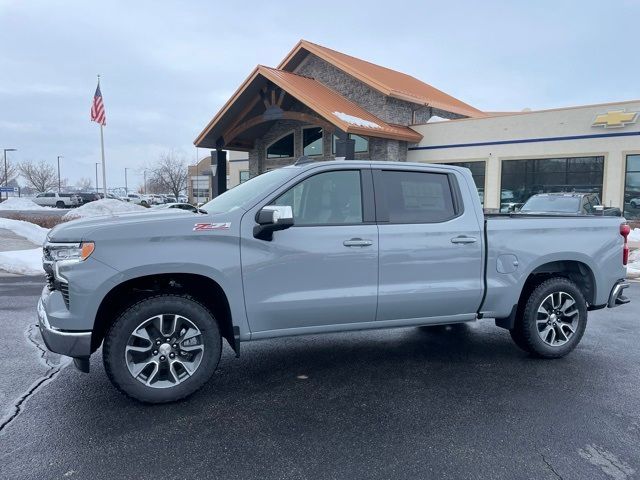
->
[3,148,17,200]
[95,163,100,194]
[57,155,63,192]
[143,170,147,195]
[124,167,130,194]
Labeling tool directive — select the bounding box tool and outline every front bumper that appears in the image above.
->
[608,280,630,308]
[37,292,91,358]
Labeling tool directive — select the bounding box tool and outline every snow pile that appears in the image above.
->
[427,115,450,123]
[627,249,640,279]
[332,111,381,129]
[63,199,145,220]
[0,197,49,211]
[0,248,44,275]
[629,228,640,242]
[0,217,49,244]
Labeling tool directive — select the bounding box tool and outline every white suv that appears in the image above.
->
[125,193,150,207]
[33,192,81,208]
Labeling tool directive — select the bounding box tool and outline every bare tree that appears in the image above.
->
[75,177,93,190]
[149,152,188,200]
[0,160,18,186]
[19,159,58,193]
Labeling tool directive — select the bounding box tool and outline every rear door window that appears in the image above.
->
[379,170,456,223]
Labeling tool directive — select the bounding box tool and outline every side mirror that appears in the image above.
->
[253,205,294,241]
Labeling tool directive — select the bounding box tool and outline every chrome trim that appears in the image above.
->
[608,281,630,308]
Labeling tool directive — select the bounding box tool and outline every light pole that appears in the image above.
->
[95,163,100,194]
[57,155,63,192]
[143,170,147,195]
[124,167,130,195]
[3,148,17,200]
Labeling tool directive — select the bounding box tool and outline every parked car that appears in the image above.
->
[629,197,640,208]
[33,192,81,208]
[38,160,631,403]
[77,192,101,204]
[149,194,164,205]
[151,202,201,213]
[520,192,621,216]
[97,193,123,201]
[125,193,150,207]
[178,195,188,203]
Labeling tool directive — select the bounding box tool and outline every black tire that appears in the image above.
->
[512,277,588,359]
[56,201,65,208]
[103,294,221,403]
[141,201,148,207]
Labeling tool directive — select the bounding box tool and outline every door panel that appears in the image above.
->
[374,169,483,321]
[241,224,378,332]
[240,168,379,333]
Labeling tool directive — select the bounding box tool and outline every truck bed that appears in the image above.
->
[481,214,626,319]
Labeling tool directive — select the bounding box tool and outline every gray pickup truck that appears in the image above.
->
[37,160,632,403]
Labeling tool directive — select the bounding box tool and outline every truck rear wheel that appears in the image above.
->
[511,277,588,358]
[103,295,221,403]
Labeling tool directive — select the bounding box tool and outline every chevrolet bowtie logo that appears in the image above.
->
[592,110,638,128]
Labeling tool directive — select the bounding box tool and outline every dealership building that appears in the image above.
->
[195,40,640,218]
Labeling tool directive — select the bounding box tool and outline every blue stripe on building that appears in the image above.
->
[408,130,640,151]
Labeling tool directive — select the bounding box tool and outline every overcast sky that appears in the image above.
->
[1,0,638,189]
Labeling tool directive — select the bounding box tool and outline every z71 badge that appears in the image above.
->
[193,222,231,231]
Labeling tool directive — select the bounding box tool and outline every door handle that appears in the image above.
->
[343,238,373,247]
[451,236,477,244]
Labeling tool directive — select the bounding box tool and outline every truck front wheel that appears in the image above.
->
[511,277,588,358]
[103,295,221,403]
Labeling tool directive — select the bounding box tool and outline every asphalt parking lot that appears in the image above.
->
[1,276,638,480]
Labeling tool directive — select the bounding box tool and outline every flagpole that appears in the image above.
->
[97,74,107,196]
[100,123,107,196]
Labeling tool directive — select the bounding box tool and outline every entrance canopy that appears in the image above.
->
[195,65,423,150]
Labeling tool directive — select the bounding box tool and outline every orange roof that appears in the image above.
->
[194,66,422,147]
[259,67,422,142]
[279,40,486,119]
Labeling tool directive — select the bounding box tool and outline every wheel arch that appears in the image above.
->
[496,259,596,330]
[92,272,237,355]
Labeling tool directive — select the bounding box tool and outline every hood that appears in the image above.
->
[47,210,219,242]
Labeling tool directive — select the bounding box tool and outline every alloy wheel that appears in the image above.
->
[536,291,580,347]
[125,314,205,388]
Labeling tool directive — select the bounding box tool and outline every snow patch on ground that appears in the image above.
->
[629,228,640,242]
[0,217,49,244]
[426,115,450,123]
[332,111,381,129]
[0,197,50,211]
[63,199,145,220]
[0,248,44,275]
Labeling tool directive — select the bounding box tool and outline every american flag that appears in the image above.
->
[90,83,106,126]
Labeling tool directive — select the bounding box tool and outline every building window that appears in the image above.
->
[267,133,294,158]
[624,154,640,220]
[441,161,485,205]
[500,156,604,212]
[332,134,369,154]
[239,170,250,184]
[303,127,323,156]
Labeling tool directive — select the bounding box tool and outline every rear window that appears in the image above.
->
[60,193,72,197]
[521,196,581,213]
[380,171,456,223]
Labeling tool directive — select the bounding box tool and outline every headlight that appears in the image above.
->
[46,242,95,263]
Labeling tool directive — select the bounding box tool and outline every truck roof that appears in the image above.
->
[283,159,466,173]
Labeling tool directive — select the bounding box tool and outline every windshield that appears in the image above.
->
[521,196,581,213]
[200,168,295,214]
